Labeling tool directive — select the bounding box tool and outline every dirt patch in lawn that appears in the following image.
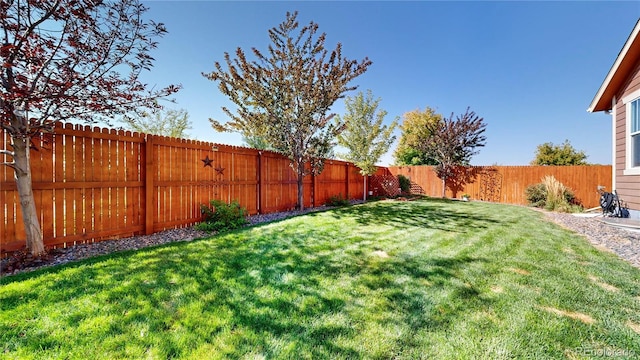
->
[539,306,595,324]
[507,267,530,276]
[588,275,619,293]
[372,250,390,258]
[626,321,640,334]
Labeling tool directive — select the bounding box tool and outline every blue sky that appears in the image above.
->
[139,1,640,166]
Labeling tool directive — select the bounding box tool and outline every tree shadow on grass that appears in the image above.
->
[172,233,492,358]
[324,198,501,233]
[0,205,496,358]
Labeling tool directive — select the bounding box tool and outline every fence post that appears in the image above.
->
[312,172,317,208]
[345,163,350,200]
[144,135,155,235]
[258,151,263,214]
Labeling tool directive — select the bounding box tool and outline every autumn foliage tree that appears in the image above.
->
[393,107,442,165]
[1,0,179,255]
[417,108,487,198]
[336,90,398,200]
[204,11,371,210]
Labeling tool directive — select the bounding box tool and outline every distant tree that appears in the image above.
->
[336,90,398,200]
[531,140,588,166]
[0,0,179,256]
[417,108,487,198]
[393,107,442,165]
[121,108,191,138]
[203,11,371,210]
[242,134,274,151]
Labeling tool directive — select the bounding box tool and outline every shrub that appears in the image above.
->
[326,193,350,207]
[525,183,547,208]
[525,176,581,213]
[196,199,248,232]
[398,174,411,193]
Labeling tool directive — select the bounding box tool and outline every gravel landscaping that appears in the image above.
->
[2,201,640,277]
[544,211,640,268]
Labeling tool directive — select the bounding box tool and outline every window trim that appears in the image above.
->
[623,89,640,175]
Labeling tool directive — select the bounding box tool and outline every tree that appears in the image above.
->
[393,107,442,165]
[242,134,274,150]
[417,108,487,197]
[121,108,191,138]
[335,90,398,200]
[1,0,179,256]
[203,11,371,210]
[531,140,588,166]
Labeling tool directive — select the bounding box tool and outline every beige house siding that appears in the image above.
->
[614,58,640,211]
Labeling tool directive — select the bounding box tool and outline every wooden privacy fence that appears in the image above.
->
[1,122,364,253]
[384,165,612,209]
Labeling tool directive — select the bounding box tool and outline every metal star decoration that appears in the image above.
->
[214,166,225,176]
[201,155,213,167]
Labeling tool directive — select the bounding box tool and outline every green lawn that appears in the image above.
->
[1,198,639,359]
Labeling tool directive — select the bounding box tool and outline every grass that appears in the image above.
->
[1,198,640,359]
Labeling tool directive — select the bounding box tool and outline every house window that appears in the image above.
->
[632,99,640,167]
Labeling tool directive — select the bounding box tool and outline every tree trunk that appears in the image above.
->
[297,167,305,211]
[12,136,45,256]
[441,176,446,198]
[363,176,366,202]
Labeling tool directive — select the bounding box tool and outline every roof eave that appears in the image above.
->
[588,19,640,113]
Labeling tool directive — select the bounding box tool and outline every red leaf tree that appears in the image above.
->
[417,108,487,198]
[1,0,179,255]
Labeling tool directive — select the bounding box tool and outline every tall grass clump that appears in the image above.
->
[525,175,581,213]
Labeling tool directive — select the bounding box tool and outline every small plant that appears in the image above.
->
[525,176,581,213]
[196,199,248,232]
[397,174,411,193]
[326,193,350,207]
[525,183,547,208]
